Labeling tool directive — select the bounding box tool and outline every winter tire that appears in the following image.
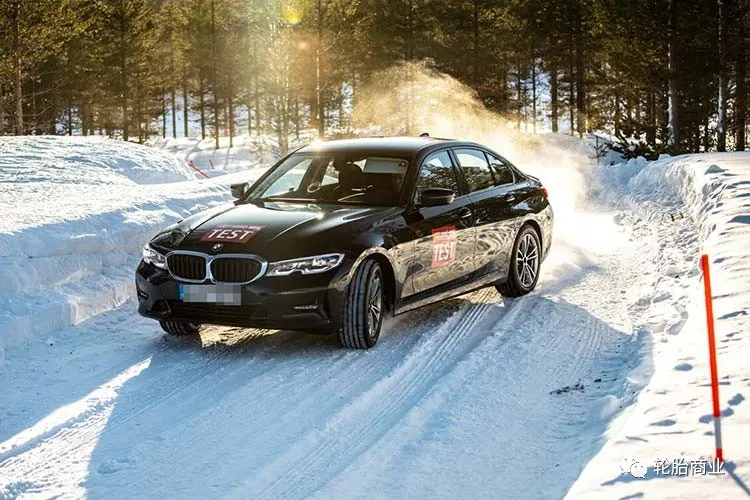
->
[337,259,384,349]
[496,225,541,297]
[159,320,201,336]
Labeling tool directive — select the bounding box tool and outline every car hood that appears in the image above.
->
[152,201,396,260]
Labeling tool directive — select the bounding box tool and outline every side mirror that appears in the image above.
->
[230,182,249,199]
[420,188,455,207]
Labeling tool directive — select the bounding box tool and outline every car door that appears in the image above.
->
[453,148,519,281]
[405,150,477,296]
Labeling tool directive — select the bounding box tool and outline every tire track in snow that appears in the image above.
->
[0,309,429,492]
[0,330,338,488]
[239,288,518,500]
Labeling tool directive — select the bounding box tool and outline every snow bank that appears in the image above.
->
[0,137,264,367]
[569,152,750,499]
[150,133,314,174]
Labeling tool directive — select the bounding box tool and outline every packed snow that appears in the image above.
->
[568,152,750,499]
[150,133,313,174]
[0,136,267,367]
[0,136,748,499]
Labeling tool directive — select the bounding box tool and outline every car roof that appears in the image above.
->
[295,136,467,157]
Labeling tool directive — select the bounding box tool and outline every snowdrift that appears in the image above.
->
[0,137,263,366]
[150,133,313,174]
[569,152,750,498]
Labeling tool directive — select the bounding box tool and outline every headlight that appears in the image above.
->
[267,253,344,277]
[142,244,167,269]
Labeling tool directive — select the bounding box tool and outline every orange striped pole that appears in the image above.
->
[187,160,209,179]
[700,254,724,463]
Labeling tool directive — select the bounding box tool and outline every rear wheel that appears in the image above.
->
[337,259,384,349]
[159,320,201,336]
[496,225,541,297]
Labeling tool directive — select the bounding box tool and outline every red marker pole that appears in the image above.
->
[187,160,210,179]
[700,254,724,463]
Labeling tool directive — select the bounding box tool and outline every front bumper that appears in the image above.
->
[135,260,348,331]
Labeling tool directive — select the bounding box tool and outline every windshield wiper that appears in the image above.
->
[259,196,316,203]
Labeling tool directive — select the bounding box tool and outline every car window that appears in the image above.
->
[320,159,338,186]
[486,153,515,185]
[249,153,408,206]
[455,148,494,192]
[262,157,314,197]
[415,151,460,203]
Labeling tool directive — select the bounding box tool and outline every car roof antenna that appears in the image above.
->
[419,132,430,137]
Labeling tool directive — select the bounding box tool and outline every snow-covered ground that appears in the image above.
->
[0,136,748,499]
[568,153,750,499]
[0,136,265,367]
[150,133,313,174]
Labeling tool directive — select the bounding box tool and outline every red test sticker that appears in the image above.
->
[431,225,457,267]
[200,225,264,243]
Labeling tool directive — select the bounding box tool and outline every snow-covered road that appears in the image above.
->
[1,137,748,499]
[0,209,650,499]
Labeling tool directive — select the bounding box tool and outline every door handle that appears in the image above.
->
[506,194,517,203]
[458,207,473,219]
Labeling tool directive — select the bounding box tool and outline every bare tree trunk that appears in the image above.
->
[228,79,234,148]
[667,0,679,150]
[162,93,167,138]
[531,51,537,134]
[199,74,206,140]
[646,90,656,145]
[295,93,300,139]
[254,78,261,135]
[171,88,177,139]
[614,85,621,136]
[472,0,480,87]
[404,0,415,135]
[136,84,143,144]
[183,66,189,137]
[0,84,6,134]
[315,0,324,137]
[717,0,728,151]
[736,29,747,151]
[550,61,558,133]
[575,21,586,137]
[210,0,219,149]
[704,104,711,152]
[66,97,73,135]
[12,0,24,135]
[569,45,575,135]
[516,58,523,130]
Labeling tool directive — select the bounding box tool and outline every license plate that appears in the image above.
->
[178,284,242,305]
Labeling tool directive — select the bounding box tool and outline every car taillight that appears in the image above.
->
[541,187,549,198]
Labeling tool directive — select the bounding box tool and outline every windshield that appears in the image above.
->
[248,153,410,206]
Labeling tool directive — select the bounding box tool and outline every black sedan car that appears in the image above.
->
[136,137,553,348]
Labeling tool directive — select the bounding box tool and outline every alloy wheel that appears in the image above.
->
[367,271,383,338]
[516,232,539,289]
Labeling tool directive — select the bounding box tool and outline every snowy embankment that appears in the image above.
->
[569,153,750,498]
[0,136,264,366]
[150,133,313,174]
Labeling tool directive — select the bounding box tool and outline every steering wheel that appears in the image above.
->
[306,181,322,193]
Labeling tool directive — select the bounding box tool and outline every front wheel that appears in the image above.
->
[496,225,541,297]
[159,320,201,336]
[337,259,385,349]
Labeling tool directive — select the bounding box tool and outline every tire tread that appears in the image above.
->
[338,259,379,349]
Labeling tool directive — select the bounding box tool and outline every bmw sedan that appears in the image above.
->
[136,137,553,348]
